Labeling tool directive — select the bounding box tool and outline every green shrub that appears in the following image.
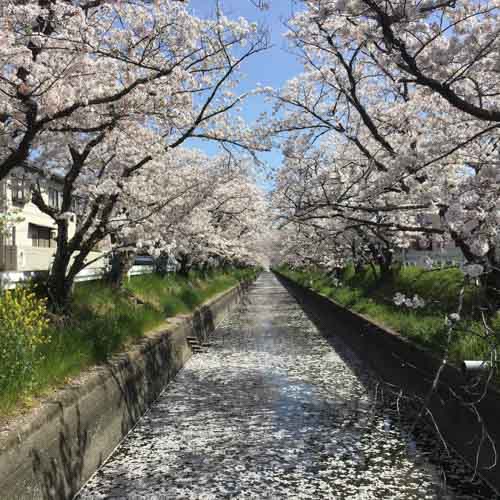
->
[82,316,127,362]
[179,288,201,309]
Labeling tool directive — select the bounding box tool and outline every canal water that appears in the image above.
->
[77,273,496,499]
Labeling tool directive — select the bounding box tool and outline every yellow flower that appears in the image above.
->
[0,287,51,392]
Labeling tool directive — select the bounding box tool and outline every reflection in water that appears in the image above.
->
[78,273,496,499]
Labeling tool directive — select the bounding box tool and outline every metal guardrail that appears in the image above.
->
[396,248,466,268]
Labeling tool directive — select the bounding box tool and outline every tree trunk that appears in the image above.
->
[451,233,500,310]
[354,261,364,274]
[178,253,191,277]
[154,252,170,277]
[367,243,395,282]
[379,255,393,282]
[200,260,212,279]
[47,252,74,313]
[378,245,397,282]
[483,247,500,310]
[107,250,137,290]
[46,220,74,313]
[484,267,500,307]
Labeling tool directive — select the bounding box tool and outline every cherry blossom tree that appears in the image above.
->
[169,171,269,275]
[271,137,438,277]
[104,148,219,289]
[268,0,500,305]
[104,151,268,288]
[1,0,271,309]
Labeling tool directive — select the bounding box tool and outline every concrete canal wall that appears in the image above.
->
[275,271,500,495]
[0,281,251,500]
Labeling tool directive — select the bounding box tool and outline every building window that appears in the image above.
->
[28,224,55,248]
[11,179,27,204]
[48,188,61,209]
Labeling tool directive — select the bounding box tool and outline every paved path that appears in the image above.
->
[78,273,491,499]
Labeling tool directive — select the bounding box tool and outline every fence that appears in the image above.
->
[0,264,154,290]
[396,248,466,268]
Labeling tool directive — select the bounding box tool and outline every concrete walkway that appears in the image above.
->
[77,273,490,499]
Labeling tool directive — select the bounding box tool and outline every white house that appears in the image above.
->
[0,168,107,274]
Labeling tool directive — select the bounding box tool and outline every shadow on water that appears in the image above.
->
[79,365,449,498]
[76,273,498,499]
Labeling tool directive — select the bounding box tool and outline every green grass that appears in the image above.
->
[0,267,258,418]
[125,268,256,317]
[277,265,499,367]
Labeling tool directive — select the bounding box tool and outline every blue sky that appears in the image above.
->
[187,0,304,176]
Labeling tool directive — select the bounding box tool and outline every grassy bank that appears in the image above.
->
[0,268,258,419]
[277,265,499,367]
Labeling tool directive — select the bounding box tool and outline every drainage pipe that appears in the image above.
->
[461,360,491,375]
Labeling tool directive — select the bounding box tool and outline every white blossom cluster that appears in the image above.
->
[462,264,485,279]
[393,293,426,309]
[0,210,23,236]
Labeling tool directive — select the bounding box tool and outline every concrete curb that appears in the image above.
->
[0,280,252,500]
[274,271,500,495]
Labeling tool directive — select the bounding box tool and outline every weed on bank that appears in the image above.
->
[277,265,499,367]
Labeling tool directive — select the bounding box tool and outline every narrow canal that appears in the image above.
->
[77,273,495,499]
